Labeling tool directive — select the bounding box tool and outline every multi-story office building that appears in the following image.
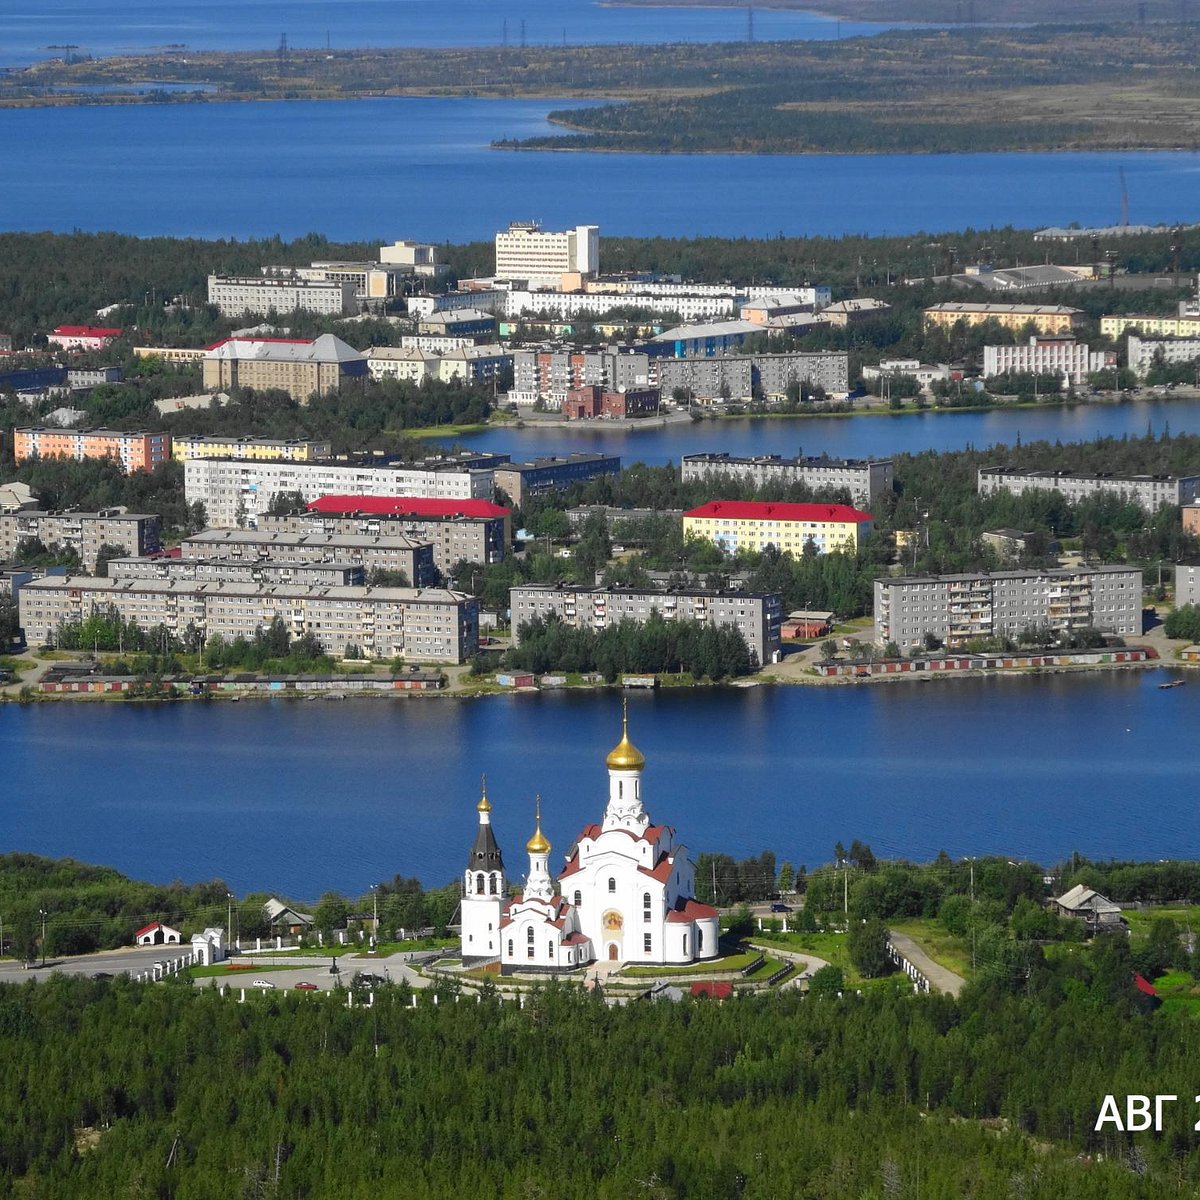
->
[680,453,893,508]
[263,496,510,573]
[657,352,848,402]
[982,337,1114,387]
[510,583,782,667]
[684,501,873,556]
[493,454,621,507]
[1126,334,1200,378]
[19,577,479,663]
[207,274,357,318]
[108,556,366,588]
[0,508,160,570]
[14,428,171,473]
[201,334,367,401]
[874,566,1142,650]
[172,436,332,464]
[494,221,599,286]
[179,529,436,587]
[184,454,500,527]
[978,467,1200,509]
[923,303,1085,335]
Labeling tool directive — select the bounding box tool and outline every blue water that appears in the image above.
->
[2,673,1196,898]
[0,0,902,67]
[451,397,1200,464]
[1,98,1199,240]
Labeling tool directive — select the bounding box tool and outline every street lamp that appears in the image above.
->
[227,893,234,949]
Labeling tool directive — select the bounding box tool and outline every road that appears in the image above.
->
[887,930,966,997]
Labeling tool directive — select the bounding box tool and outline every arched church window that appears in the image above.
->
[643,933,651,954]
[548,940,554,959]
[527,926,534,944]
[643,892,651,921]
[476,873,485,894]
[683,934,689,955]
[507,939,513,956]
[619,781,623,798]
[574,891,581,908]
[697,929,703,951]
[489,874,497,895]
[608,877,616,893]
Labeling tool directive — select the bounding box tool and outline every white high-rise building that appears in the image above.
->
[494,221,599,287]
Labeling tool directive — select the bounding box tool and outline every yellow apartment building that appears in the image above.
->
[923,303,1084,335]
[683,501,874,556]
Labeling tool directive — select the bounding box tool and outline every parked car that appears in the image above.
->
[252,978,275,989]
[769,903,792,914]
[294,981,318,991]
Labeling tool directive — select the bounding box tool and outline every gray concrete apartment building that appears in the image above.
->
[207,274,357,318]
[20,576,479,663]
[874,566,1142,650]
[258,509,507,574]
[978,467,1200,509]
[184,456,498,527]
[108,556,366,588]
[681,453,893,508]
[1175,562,1200,608]
[493,454,621,508]
[179,529,436,587]
[0,508,161,571]
[657,352,848,402]
[510,583,782,666]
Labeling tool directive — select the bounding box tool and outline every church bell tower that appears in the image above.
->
[461,778,505,965]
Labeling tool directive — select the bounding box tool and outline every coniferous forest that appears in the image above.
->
[0,958,1197,1199]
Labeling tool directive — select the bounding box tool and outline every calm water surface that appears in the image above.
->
[0,0,900,66]
[2,673,1196,898]
[456,397,1200,464]
[2,99,1199,240]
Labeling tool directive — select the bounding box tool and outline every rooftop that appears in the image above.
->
[685,501,874,523]
[308,495,510,519]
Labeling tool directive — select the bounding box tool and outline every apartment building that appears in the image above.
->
[172,436,332,464]
[494,221,599,286]
[415,310,498,339]
[133,346,208,365]
[874,566,1142,649]
[923,303,1085,335]
[207,274,357,317]
[493,454,621,507]
[179,529,436,586]
[184,455,498,527]
[264,496,510,573]
[657,352,849,402]
[978,467,1200,508]
[503,289,736,324]
[378,240,447,277]
[47,325,122,351]
[109,556,366,588]
[982,337,1115,386]
[510,348,651,406]
[0,508,160,570]
[1102,315,1200,340]
[562,385,660,420]
[684,501,873,556]
[510,583,782,667]
[681,453,893,508]
[1174,562,1200,607]
[19,576,479,663]
[201,334,367,401]
[1126,334,1200,378]
[367,344,510,386]
[14,428,171,473]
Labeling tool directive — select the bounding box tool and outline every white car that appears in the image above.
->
[251,978,275,989]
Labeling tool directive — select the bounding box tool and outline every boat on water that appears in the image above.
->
[1158,679,1186,689]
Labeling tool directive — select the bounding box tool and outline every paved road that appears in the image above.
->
[887,930,966,997]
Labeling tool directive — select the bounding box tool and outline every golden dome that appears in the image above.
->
[606,702,645,771]
[476,776,492,814]
[526,795,551,855]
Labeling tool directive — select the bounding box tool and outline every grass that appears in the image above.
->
[187,961,304,979]
[1152,970,1200,1016]
[400,423,491,439]
[1122,907,1200,939]
[889,918,974,979]
[619,948,763,977]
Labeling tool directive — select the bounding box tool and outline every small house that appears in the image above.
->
[263,898,315,937]
[191,927,225,966]
[1052,884,1126,932]
[134,921,182,946]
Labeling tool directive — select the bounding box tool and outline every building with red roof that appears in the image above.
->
[48,326,123,351]
[684,500,874,556]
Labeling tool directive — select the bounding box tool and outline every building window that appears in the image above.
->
[476,872,485,894]
[683,934,688,955]
[507,939,513,957]
[608,877,616,893]
[697,929,703,951]
[644,933,652,954]
[490,874,498,895]
[548,940,554,959]
[643,892,651,921]
[527,927,534,945]
[574,891,581,908]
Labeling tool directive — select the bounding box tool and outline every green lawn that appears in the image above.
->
[187,961,304,979]
[890,918,974,978]
[1152,970,1200,1016]
[619,949,763,977]
[1122,907,1200,939]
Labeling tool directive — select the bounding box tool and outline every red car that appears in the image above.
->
[294,982,318,991]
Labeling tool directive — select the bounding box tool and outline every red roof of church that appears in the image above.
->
[684,500,873,524]
[53,325,122,338]
[639,857,675,883]
[562,932,590,946]
[665,898,719,923]
[309,495,509,519]
[134,921,162,937]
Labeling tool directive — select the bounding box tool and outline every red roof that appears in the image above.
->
[203,336,314,350]
[639,856,675,883]
[690,981,733,999]
[52,325,122,338]
[684,501,874,523]
[1134,973,1159,997]
[309,495,510,519]
[134,921,162,937]
[665,899,720,923]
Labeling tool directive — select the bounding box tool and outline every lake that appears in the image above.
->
[1,672,1196,899]
[2,98,1199,241]
[451,396,1200,465]
[0,0,901,67]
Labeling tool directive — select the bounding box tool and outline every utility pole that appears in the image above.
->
[227,893,233,948]
[39,909,47,967]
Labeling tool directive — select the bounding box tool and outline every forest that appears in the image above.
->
[0,956,1197,1198]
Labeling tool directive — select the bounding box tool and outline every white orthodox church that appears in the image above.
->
[460,711,720,973]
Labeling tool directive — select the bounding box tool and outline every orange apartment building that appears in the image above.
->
[14,428,172,473]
